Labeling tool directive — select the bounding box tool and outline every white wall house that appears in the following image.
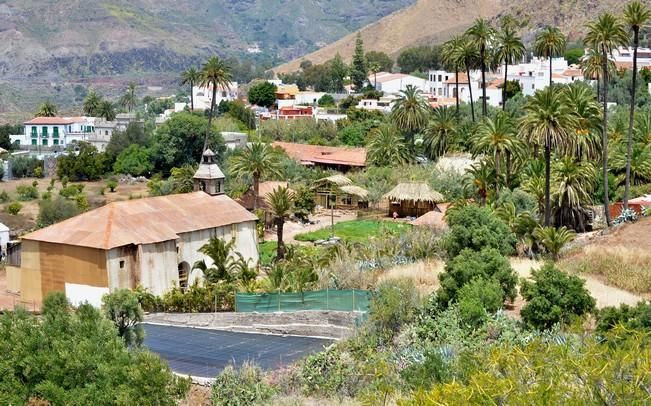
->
[370,72,428,94]
[193,82,239,111]
[496,57,578,97]
[611,47,651,70]
[428,70,453,96]
[12,117,96,149]
[356,96,396,113]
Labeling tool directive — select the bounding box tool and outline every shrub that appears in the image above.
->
[596,301,651,335]
[33,166,43,178]
[211,362,276,406]
[443,204,516,258]
[9,156,42,178]
[533,226,576,261]
[0,190,10,203]
[101,289,144,347]
[438,248,517,307]
[457,278,504,328]
[59,184,84,198]
[106,178,118,192]
[15,184,38,201]
[75,194,89,211]
[160,282,234,312]
[400,350,448,390]
[370,278,420,339]
[134,286,163,313]
[299,346,359,398]
[520,263,596,330]
[5,201,21,215]
[37,197,79,228]
[41,191,52,200]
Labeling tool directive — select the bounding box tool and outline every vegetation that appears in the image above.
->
[37,197,79,228]
[101,289,144,347]
[294,220,410,243]
[5,201,22,215]
[247,81,277,108]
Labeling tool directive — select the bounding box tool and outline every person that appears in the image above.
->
[392,211,398,220]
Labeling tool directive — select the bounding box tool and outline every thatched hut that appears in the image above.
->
[314,175,369,210]
[383,182,444,218]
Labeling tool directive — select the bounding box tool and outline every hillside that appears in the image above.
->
[273,0,630,74]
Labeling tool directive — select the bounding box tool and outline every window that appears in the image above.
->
[53,127,59,138]
[53,139,59,145]
[31,126,37,137]
[119,260,125,269]
[42,139,48,146]
[31,139,36,146]
[531,84,535,90]
[42,127,48,137]
[438,75,442,81]
[105,130,109,135]
[231,223,238,240]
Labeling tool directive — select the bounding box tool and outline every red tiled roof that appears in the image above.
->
[24,117,74,125]
[273,141,366,167]
[445,72,469,84]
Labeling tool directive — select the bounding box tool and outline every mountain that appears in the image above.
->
[273,0,630,74]
[0,0,414,118]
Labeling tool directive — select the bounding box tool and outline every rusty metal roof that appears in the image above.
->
[22,192,257,250]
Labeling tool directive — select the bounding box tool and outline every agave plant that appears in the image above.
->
[533,225,576,261]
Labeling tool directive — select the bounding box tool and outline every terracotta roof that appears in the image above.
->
[615,61,634,70]
[22,192,257,250]
[238,181,291,210]
[562,68,583,76]
[24,117,74,125]
[445,72,469,84]
[273,141,366,167]
[487,79,504,89]
[275,84,299,96]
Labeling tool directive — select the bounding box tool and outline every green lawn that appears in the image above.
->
[294,220,411,243]
[258,241,277,265]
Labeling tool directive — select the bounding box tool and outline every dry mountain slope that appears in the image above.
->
[274,0,504,74]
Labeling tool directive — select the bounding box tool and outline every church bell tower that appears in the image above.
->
[193,149,225,196]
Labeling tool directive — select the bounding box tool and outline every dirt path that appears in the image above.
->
[265,211,357,244]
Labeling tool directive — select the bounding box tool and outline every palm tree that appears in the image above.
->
[229,142,282,210]
[519,86,578,226]
[120,82,137,113]
[465,160,494,206]
[533,225,576,261]
[611,141,651,185]
[495,25,525,111]
[562,82,602,160]
[552,157,596,231]
[200,56,232,151]
[181,67,201,111]
[623,1,651,210]
[441,35,465,117]
[585,13,630,227]
[266,186,294,260]
[423,107,457,160]
[192,237,242,283]
[97,100,116,121]
[466,18,496,117]
[473,112,520,198]
[533,26,567,88]
[83,89,102,116]
[366,125,410,166]
[368,62,381,89]
[580,48,616,102]
[456,36,480,122]
[390,85,430,147]
[36,101,57,117]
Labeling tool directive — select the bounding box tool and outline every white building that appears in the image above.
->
[496,57,578,97]
[369,72,428,94]
[611,47,651,70]
[12,116,96,149]
[193,82,239,111]
[89,120,116,152]
[356,96,396,113]
[221,132,248,150]
[0,222,9,255]
[428,70,453,96]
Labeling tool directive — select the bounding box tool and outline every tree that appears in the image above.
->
[562,82,602,160]
[247,81,277,108]
[180,67,200,111]
[318,94,336,107]
[351,33,368,90]
[328,53,349,93]
[533,26,567,88]
[397,45,441,74]
[623,1,651,211]
[120,82,138,113]
[520,86,578,226]
[466,18,496,117]
[533,225,576,261]
[36,101,57,117]
[83,89,102,116]
[366,125,410,166]
[457,278,504,327]
[580,48,616,102]
[423,107,457,160]
[200,56,232,151]
[105,122,147,163]
[0,292,189,404]
[266,186,294,260]
[229,142,282,210]
[520,263,596,330]
[101,289,144,347]
[454,36,480,121]
[585,13,630,227]
[57,142,106,181]
[365,51,393,72]
[390,85,430,146]
[495,25,525,111]
[97,100,116,121]
[37,196,79,228]
[552,156,596,231]
[113,145,153,176]
[170,164,197,193]
[193,237,245,283]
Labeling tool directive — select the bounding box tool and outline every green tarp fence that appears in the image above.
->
[235,289,371,313]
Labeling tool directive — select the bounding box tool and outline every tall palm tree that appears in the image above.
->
[121,82,137,113]
[562,82,602,160]
[36,101,57,117]
[200,56,232,151]
[465,160,494,206]
[551,157,596,232]
[181,67,201,111]
[369,62,381,89]
[466,18,496,117]
[266,186,294,260]
[390,85,430,147]
[585,13,630,227]
[441,35,465,117]
[229,142,282,210]
[495,25,525,111]
[366,125,410,166]
[423,107,457,160]
[520,86,578,226]
[533,26,567,88]
[623,1,651,210]
[473,112,519,198]
[611,141,651,185]
[580,48,616,102]
[97,100,116,121]
[83,89,102,116]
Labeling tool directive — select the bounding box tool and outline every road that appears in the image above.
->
[143,324,333,378]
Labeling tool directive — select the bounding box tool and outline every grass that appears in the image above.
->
[294,220,411,243]
[377,259,444,294]
[258,241,278,266]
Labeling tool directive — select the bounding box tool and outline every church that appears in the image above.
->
[7,150,259,307]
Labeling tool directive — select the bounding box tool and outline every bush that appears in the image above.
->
[211,362,276,406]
[37,197,79,228]
[318,94,336,107]
[400,350,448,390]
[443,204,516,258]
[369,278,420,339]
[5,201,21,215]
[520,263,596,330]
[106,178,118,192]
[15,184,38,201]
[438,248,517,307]
[101,289,144,347]
[33,166,43,178]
[160,282,235,312]
[59,184,85,198]
[113,145,153,176]
[596,301,651,335]
[457,278,504,328]
[299,346,359,398]
[0,190,10,203]
[9,156,42,178]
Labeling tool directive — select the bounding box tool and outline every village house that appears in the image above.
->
[611,47,651,70]
[384,182,444,218]
[12,116,96,149]
[369,72,428,94]
[192,82,239,111]
[6,150,258,307]
[272,141,366,171]
[313,175,369,210]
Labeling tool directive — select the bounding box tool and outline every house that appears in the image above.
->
[428,70,453,96]
[275,84,300,108]
[272,141,367,171]
[611,47,651,70]
[115,113,144,131]
[383,182,444,218]
[193,82,239,111]
[356,96,396,113]
[313,175,368,210]
[89,120,116,152]
[6,150,258,307]
[238,181,292,227]
[276,106,314,120]
[369,72,428,94]
[12,116,96,150]
[221,132,248,150]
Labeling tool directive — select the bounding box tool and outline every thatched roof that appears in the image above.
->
[383,182,444,203]
[316,174,353,187]
[339,185,369,200]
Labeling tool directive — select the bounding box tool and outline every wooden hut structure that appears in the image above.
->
[383,182,444,218]
[314,175,369,210]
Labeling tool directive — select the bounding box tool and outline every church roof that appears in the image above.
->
[193,163,225,179]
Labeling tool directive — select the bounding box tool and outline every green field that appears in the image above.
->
[294,220,411,243]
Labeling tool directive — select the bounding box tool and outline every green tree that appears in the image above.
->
[457,277,504,327]
[397,45,441,74]
[585,13,629,227]
[423,107,457,160]
[365,51,393,72]
[229,142,283,210]
[562,81,602,160]
[441,36,465,116]
[366,124,410,166]
[533,225,576,261]
[534,26,567,87]
[495,25,525,111]
[97,100,116,121]
[193,237,245,283]
[37,196,79,228]
[520,263,596,329]
[170,164,197,193]
[520,86,578,226]
[36,101,57,117]
[623,1,651,211]
[105,122,147,163]
[443,204,516,257]
[247,81,277,108]
[200,56,232,151]
[552,156,596,231]
[266,186,294,260]
[318,94,336,107]
[180,67,201,111]
[102,289,145,347]
[83,89,102,116]
[351,33,368,90]
[390,85,430,146]
[113,145,153,176]
[211,363,275,406]
[120,82,138,113]
[466,18,496,117]
[57,142,106,181]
